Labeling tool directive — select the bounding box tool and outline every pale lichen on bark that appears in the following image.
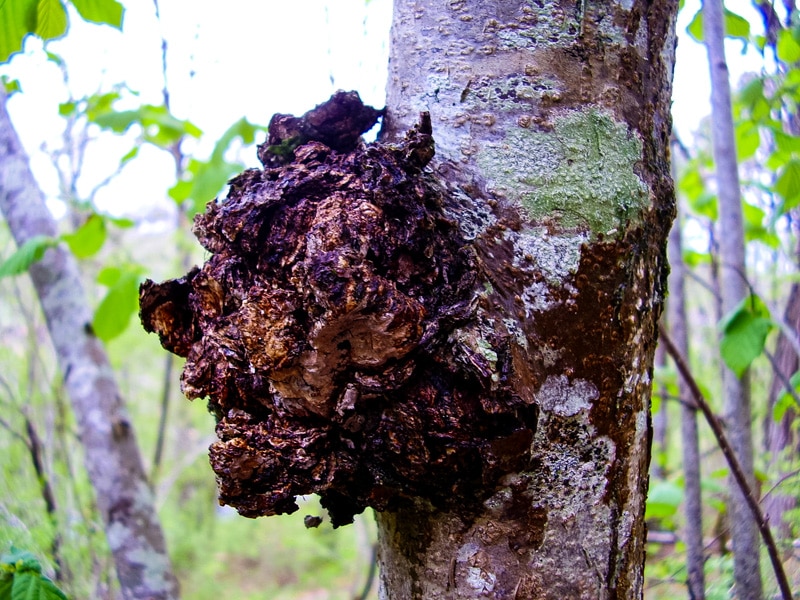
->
[477,110,649,236]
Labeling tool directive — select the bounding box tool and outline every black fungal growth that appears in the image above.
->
[140,91,537,526]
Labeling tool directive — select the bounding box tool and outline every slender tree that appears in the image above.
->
[0,89,180,600]
[703,0,764,597]
[667,203,705,599]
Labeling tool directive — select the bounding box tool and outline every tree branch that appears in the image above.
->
[658,326,793,600]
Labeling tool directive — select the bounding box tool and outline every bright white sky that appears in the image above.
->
[0,0,769,221]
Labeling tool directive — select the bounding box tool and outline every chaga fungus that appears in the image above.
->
[140,91,537,526]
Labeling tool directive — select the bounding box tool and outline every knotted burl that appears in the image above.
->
[140,92,536,526]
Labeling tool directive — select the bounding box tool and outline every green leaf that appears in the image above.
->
[93,267,143,341]
[686,8,750,43]
[735,120,760,160]
[210,117,262,162]
[688,192,718,221]
[10,570,67,600]
[0,236,59,279]
[90,104,202,147]
[108,216,134,228]
[139,104,202,146]
[84,90,121,120]
[719,294,774,377]
[775,158,800,211]
[44,49,62,65]
[119,146,138,165]
[724,10,750,41]
[96,265,121,286]
[69,0,123,28]
[738,78,764,110]
[169,156,242,216]
[777,28,800,64]
[678,167,705,202]
[35,0,68,40]
[2,76,21,95]
[687,9,703,42]
[57,101,76,117]
[0,0,38,63]
[645,480,683,520]
[0,573,12,599]
[773,131,800,154]
[61,214,106,258]
[682,249,711,267]
[0,548,38,567]
[91,109,139,133]
[742,202,779,248]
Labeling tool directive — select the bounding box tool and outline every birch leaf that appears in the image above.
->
[0,236,59,279]
[719,294,773,377]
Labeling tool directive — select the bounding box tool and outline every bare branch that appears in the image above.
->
[659,326,793,600]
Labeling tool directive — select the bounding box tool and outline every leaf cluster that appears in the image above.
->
[0,0,123,63]
[0,548,67,600]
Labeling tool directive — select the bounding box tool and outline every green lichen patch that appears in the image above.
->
[477,110,648,237]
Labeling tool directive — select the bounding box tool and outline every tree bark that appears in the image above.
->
[0,90,180,600]
[764,262,800,542]
[377,1,678,597]
[667,207,705,599]
[138,1,677,598]
[702,0,764,597]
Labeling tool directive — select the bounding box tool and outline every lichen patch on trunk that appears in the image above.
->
[476,110,649,236]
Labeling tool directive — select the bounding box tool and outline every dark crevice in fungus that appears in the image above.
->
[140,91,538,527]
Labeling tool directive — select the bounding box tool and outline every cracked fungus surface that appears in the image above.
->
[140,92,538,526]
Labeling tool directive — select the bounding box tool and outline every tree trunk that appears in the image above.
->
[377,1,678,597]
[138,2,677,598]
[764,264,800,542]
[667,206,705,600]
[702,0,764,597]
[0,90,181,600]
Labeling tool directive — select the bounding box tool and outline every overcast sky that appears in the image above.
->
[0,0,768,220]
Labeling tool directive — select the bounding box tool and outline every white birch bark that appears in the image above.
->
[377,1,679,597]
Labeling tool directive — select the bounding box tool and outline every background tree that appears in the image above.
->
[0,85,180,599]
[703,0,764,596]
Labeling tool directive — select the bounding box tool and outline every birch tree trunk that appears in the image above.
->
[702,0,764,597]
[0,90,180,600]
[378,1,678,597]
